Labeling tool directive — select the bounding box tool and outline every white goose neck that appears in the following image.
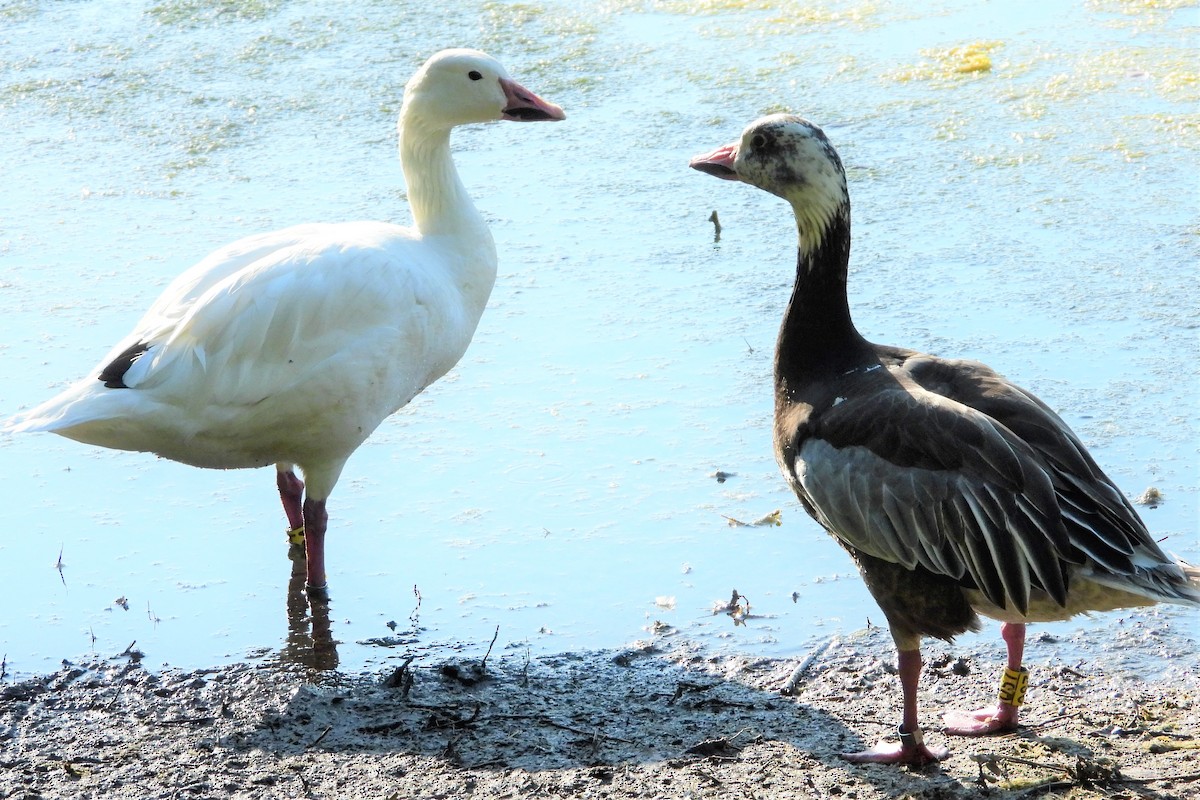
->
[398,117,488,238]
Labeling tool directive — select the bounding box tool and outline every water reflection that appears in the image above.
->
[279,546,339,671]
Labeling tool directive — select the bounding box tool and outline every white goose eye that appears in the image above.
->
[468,70,483,81]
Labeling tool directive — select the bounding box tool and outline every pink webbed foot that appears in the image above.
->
[943,704,1020,736]
[842,726,948,766]
[945,660,1028,735]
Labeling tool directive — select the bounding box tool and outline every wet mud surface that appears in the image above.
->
[2,613,1196,800]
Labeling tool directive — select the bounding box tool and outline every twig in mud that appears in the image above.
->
[441,730,470,764]
[359,719,407,735]
[410,584,422,624]
[683,728,757,761]
[55,544,66,587]
[480,624,499,672]
[489,713,635,744]
[1166,772,1200,783]
[684,737,743,760]
[691,696,759,712]
[538,717,633,744]
[1011,780,1076,799]
[1002,766,1192,800]
[666,680,757,711]
[116,640,144,664]
[708,209,722,241]
[157,716,216,726]
[383,656,416,695]
[780,636,839,696]
[668,681,719,705]
[974,751,1149,795]
[1025,710,1084,730]
[285,763,310,795]
[1145,729,1196,741]
[308,725,333,748]
[423,702,481,731]
[972,752,1065,775]
[0,654,5,680]
[840,715,890,728]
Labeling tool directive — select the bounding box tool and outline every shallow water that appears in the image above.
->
[0,0,1196,679]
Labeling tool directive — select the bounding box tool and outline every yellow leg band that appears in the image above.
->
[287,526,305,546]
[998,666,1030,707]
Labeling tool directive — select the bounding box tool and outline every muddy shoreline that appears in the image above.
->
[2,610,1197,800]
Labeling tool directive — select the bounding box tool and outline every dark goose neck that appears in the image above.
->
[774,204,874,390]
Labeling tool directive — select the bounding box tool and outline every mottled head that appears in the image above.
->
[691,114,849,254]
[401,48,565,132]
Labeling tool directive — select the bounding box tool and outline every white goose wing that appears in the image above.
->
[8,220,483,470]
[94,223,336,370]
[116,221,469,410]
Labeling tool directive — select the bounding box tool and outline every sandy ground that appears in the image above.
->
[1,607,1198,800]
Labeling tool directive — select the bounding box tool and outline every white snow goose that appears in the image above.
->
[690,114,1200,765]
[5,49,565,599]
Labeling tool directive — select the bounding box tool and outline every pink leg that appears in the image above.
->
[277,469,305,535]
[843,647,949,765]
[302,497,329,599]
[943,622,1027,735]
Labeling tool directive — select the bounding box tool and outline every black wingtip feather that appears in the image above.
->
[98,341,151,389]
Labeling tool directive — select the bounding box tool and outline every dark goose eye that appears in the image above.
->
[468,70,483,81]
[751,134,767,150]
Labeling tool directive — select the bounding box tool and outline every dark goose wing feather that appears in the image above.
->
[791,346,1184,616]
[790,358,1079,615]
[901,353,1152,567]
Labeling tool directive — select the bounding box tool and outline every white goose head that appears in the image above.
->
[401,48,565,132]
[691,114,849,257]
[397,49,565,235]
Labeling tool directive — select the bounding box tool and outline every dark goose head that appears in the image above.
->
[690,114,849,258]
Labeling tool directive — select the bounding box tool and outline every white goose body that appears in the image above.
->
[5,48,565,594]
[24,219,493,480]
